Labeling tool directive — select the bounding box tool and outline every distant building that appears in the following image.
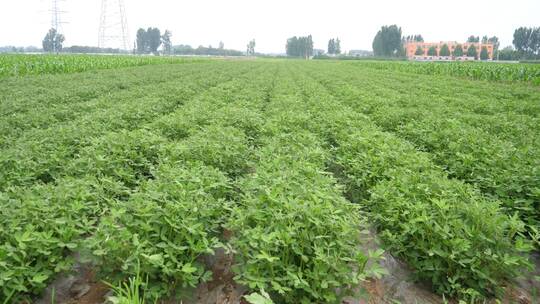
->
[404,41,494,60]
[313,49,326,56]
[348,50,373,57]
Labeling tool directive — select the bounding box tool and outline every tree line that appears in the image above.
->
[173,44,244,56]
[327,38,341,55]
[135,28,172,55]
[24,25,540,61]
[513,27,540,59]
[372,25,540,60]
[286,35,314,58]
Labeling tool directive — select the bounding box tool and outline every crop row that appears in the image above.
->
[0,62,258,301]
[0,54,204,78]
[0,62,252,190]
[1,61,377,303]
[355,60,540,84]
[0,63,226,148]
[1,60,536,303]
[281,64,532,300]
[226,72,383,303]
[306,61,540,240]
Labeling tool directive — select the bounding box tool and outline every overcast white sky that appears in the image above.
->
[0,0,539,53]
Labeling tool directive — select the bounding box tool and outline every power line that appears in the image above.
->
[98,0,130,50]
[49,0,67,53]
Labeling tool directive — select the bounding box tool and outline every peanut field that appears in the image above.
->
[0,57,539,303]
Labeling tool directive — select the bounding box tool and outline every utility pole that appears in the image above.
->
[98,0,130,50]
[50,0,66,54]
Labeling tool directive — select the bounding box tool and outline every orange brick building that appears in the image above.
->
[404,41,494,60]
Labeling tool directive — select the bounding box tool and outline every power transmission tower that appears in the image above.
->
[50,0,67,53]
[98,0,130,50]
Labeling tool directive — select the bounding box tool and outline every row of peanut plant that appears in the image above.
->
[0,61,253,301]
[282,63,532,300]
[0,60,536,303]
[308,61,540,242]
[0,62,212,147]
[0,61,381,303]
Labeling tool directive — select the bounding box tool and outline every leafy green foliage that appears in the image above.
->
[480,46,489,60]
[453,44,464,57]
[88,162,232,296]
[358,60,540,83]
[334,128,531,299]
[0,54,200,78]
[467,45,478,59]
[0,59,537,303]
[440,44,451,56]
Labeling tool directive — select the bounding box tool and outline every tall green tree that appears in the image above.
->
[439,44,450,56]
[286,35,313,59]
[327,39,335,54]
[513,27,540,59]
[498,46,518,61]
[42,28,65,53]
[481,35,488,44]
[467,45,478,59]
[327,38,341,55]
[335,38,341,55]
[147,28,162,54]
[453,44,464,57]
[480,46,489,60]
[246,39,256,56]
[372,25,403,57]
[405,34,424,42]
[427,46,438,56]
[467,35,480,43]
[414,46,424,55]
[161,30,172,55]
[488,36,500,59]
[136,28,148,54]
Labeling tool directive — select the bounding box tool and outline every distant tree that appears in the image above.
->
[439,44,450,56]
[498,46,518,61]
[136,28,148,54]
[487,36,499,49]
[147,28,162,54]
[405,34,424,42]
[513,27,540,59]
[427,46,438,56]
[480,46,489,60]
[513,27,531,54]
[219,41,224,49]
[467,44,478,59]
[467,35,480,43]
[415,46,424,55]
[161,30,172,55]
[327,38,340,55]
[42,28,65,53]
[327,39,335,54]
[372,25,403,57]
[481,35,488,44]
[246,39,256,56]
[335,38,341,54]
[63,45,124,54]
[453,44,464,57]
[286,35,314,58]
[487,36,500,59]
